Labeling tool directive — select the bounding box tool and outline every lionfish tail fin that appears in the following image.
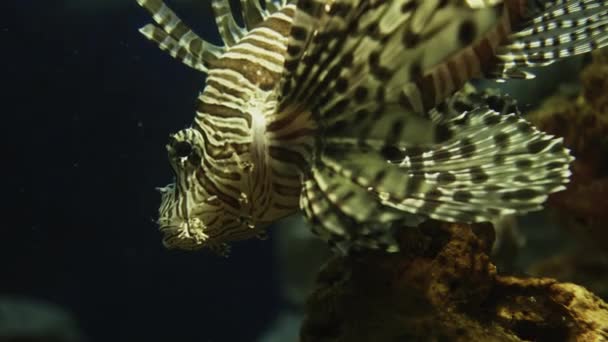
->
[136,0,225,73]
[491,0,608,79]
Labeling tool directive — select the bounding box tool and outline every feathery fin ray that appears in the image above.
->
[303,88,572,251]
[490,0,608,79]
[308,107,572,240]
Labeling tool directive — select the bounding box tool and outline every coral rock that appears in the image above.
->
[301,222,608,342]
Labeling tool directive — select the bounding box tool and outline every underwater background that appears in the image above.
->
[5,0,608,341]
[4,1,287,341]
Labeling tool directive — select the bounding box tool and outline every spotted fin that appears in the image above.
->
[316,107,572,224]
[302,88,571,252]
[429,82,521,122]
[321,83,524,150]
[491,0,608,79]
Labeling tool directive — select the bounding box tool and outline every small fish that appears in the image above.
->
[137,0,608,254]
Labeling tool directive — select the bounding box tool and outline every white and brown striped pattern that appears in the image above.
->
[138,0,315,252]
[137,0,608,254]
[277,0,601,253]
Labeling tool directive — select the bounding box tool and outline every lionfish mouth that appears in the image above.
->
[158,220,231,256]
[157,217,210,250]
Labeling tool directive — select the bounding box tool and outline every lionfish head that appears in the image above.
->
[156,128,241,256]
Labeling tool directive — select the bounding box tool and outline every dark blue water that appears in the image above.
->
[3,1,280,340]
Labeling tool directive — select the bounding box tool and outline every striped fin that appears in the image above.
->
[491,0,608,79]
[211,0,296,46]
[278,0,503,135]
[136,0,224,73]
[301,168,409,252]
[310,166,406,225]
[240,0,268,30]
[314,107,572,224]
[211,0,246,47]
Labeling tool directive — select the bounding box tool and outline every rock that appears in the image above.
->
[301,222,608,342]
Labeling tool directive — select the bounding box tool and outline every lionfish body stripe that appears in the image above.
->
[137,0,608,253]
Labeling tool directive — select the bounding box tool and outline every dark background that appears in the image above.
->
[3,0,280,340]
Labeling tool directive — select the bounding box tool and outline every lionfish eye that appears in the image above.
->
[173,141,193,157]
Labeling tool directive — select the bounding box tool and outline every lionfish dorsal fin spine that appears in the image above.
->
[211,0,297,47]
[266,0,283,13]
[136,0,224,73]
[278,0,504,148]
[212,0,247,47]
[240,0,268,30]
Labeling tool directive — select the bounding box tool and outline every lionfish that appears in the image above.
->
[136,0,608,254]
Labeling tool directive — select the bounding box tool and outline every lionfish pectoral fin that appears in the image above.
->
[490,0,608,79]
[322,83,522,152]
[136,0,224,73]
[321,103,573,224]
[428,82,521,121]
[300,166,408,253]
